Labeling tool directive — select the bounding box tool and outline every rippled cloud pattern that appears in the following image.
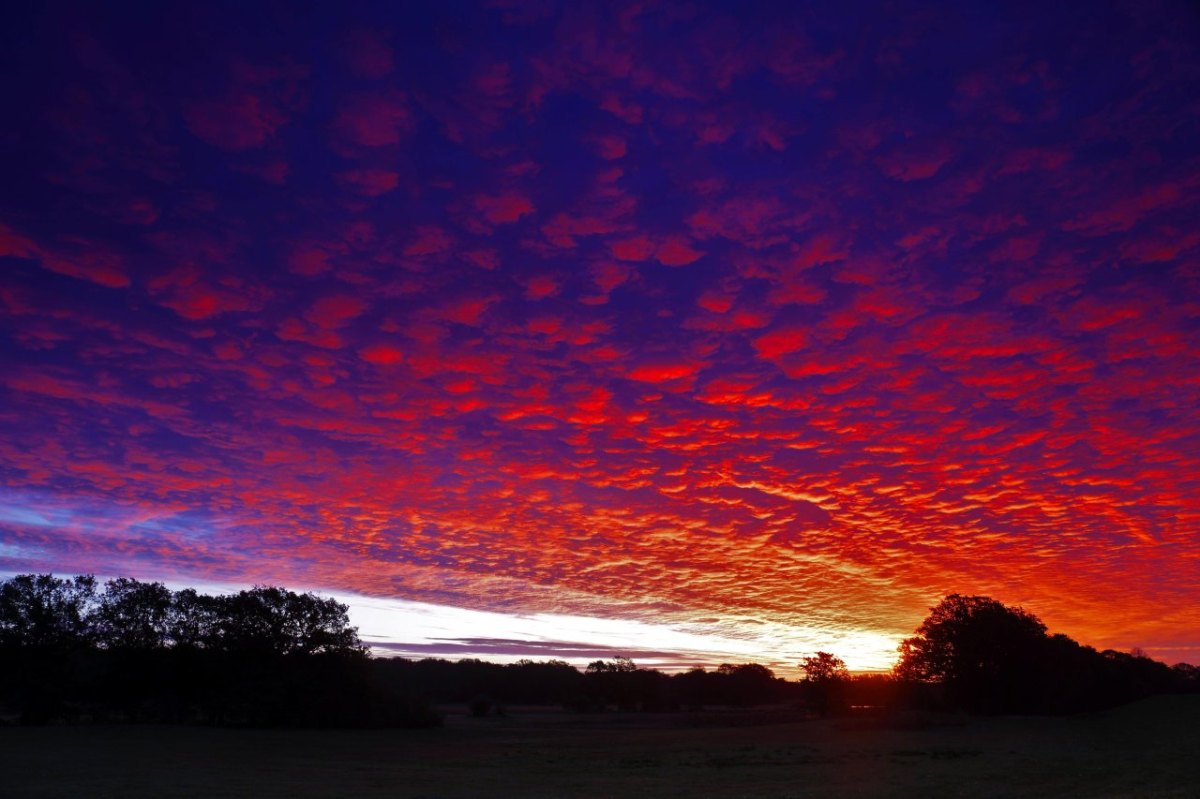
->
[2,1,1198,668]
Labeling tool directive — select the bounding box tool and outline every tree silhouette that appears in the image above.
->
[166,587,221,649]
[0,574,98,722]
[96,577,173,650]
[0,573,97,649]
[716,662,778,706]
[585,656,637,673]
[895,594,1049,713]
[800,651,849,683]
[800,652,849,716]
[217,586,363,656]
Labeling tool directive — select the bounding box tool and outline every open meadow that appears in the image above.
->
[2,696,1197,798]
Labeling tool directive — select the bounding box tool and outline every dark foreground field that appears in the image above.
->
[3,696,1198,798]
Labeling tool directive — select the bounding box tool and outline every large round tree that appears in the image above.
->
[895,594,1049,713]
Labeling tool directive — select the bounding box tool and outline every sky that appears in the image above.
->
[1,1,1199,673]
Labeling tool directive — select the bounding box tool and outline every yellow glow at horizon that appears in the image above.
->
[334,591,904,675]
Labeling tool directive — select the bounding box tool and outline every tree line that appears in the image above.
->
[1,575,1195,726]
[0,574,436,727]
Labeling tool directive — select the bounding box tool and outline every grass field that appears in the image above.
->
[2,696,1197,798]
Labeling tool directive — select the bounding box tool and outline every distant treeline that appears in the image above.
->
[1,575,1196,726]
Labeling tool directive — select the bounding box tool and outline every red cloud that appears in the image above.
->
[212,340,243,361]
[11,230,131,290]
[151,270,256,319]
[610,235,655,261]
[474,192,535,225]
[524,275,560,300]
[183,60,306,151]
[599,93,643,123]
[404,226,453,257]
[541,205,628,248]
[628,362,703,383]
[288,243,341,276]
[1064,183,1184,236]
[791,234,848,270]
[767,280,826,306]
[305,295,368,328]
[39,248,130,289]
[686,307,772,332]
[591,262,633,293]
[0,224,37,259]
[336,169,400,196]
[697,290,735,313]
[753,327,808,358]
[463,249,500,270]
[593,135,627,159]
[277,318,344,349]
[359,343,404,365]
[877,141,953,181]
[1065,297,1144,332]
[655,237,704,266]
[439,296,496,326]
[686,196,790,248]
[1007,275,1082,305]
[184,92,287,150]
[1118,229,1200,264]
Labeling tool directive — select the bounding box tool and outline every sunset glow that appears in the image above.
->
[2,2,1199,670]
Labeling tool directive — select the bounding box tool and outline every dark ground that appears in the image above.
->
[2,696,1198,798]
